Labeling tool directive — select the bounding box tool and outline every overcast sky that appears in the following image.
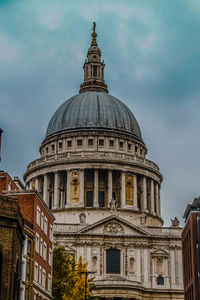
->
[0,0,200,226]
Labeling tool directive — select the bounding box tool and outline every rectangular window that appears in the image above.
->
[35,233,40,253]
[88,139,93,146]
[40,238,43,257]
[44,217,48,235]
[50,224,53,242]
[86,191,93,207]
[109,140,114,148]
[34,263,39,282]
[135,146,138,153]
[99,139,104,146]
[77,139,82,146]
[51,144,55,152]
[98,191,105,207]
[27,240,32,255]
[93,65,97,77]
[128,143,132,151]
[41,212,44,231]
[39,266,42,285]
[140,149,143,155]
[106,249,120,274]
[43,242,47,261]
[119,141,124,149]
[67,140,72,147]
[49,248,52,267]
[58,142,62,150]
[36,206,40,226]
[48,274,52,292]
[42,269,46,288]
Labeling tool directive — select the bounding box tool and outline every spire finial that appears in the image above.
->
[91,22,97,46]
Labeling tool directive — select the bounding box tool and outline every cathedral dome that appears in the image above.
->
[45,91,143,141]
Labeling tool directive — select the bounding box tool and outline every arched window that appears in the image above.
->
[93,65,97,77]
[106,249,120,274]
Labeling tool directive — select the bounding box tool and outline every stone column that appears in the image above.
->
[120,172,126,208]
[43,174,48,204]
[66,170,70,207]
[93,169,98,207]
[108,170,112,207]
[142,176,147,212]
[150,179,155,215]
[134,175,138,210]
[158,185,161,216]
[53,172,59,209]
[35,177,39,191]
[155,182,159,215]
[80,170,84,206]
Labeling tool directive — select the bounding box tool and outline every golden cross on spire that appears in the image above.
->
[91,22,97,46]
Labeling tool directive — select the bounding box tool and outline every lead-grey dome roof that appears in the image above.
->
[45,91,143,141]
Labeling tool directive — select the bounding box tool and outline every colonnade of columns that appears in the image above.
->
[29,169,161,217]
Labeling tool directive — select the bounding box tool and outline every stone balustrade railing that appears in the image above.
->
[26,151,160,172]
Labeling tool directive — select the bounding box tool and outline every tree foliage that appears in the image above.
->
[52,246,96,300]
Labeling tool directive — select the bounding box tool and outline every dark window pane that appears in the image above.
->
[98,191,105,207]
[99,139,104,146]
[67,140,72,147]
[106,249,120,274]
[93,65,97,77]
[86,191,93,207]
[157,275,164,285]
[77,139,82,146]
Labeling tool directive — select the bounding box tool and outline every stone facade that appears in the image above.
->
[24,24,184,299]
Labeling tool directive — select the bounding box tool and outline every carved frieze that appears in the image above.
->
[103,222,124,235]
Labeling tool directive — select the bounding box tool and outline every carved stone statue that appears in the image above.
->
[171,217,180,227]
[79,213,86,224]
[110,197,117,212]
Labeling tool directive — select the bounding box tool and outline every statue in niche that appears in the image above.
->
[110,197,117,212]
[140,212,146,225]
[79,213,86,224]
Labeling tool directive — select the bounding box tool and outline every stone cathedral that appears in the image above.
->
[24,24,184,299]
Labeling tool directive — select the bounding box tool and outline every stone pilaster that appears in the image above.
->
[53,172,59,209]
[142,176,147,212]
[108,170,112,207]
[80,169,84,206]
[43,174,48,204]
[120,172,126,208]
[94,169,98,207]
[150,179,155,215]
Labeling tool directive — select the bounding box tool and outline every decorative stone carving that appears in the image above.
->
[140,212,146,225]
[103,222,124,235]
[171,217,180,227]
[110,198,117,212]
[79,213,86,224]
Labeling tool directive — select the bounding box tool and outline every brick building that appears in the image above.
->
[0,194,24,300]
[6,189,55,300]
[182,196,200,300]
[0,171,55,300]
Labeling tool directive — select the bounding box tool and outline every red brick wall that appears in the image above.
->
[182,212,198,300]
[0,172,19,194]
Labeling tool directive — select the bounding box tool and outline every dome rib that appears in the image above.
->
[45,91,143,141]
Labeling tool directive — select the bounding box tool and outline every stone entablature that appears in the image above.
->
[26,151,160,174]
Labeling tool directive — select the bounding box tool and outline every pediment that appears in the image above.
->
[78,215,150,236]
[151,248,169,258]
